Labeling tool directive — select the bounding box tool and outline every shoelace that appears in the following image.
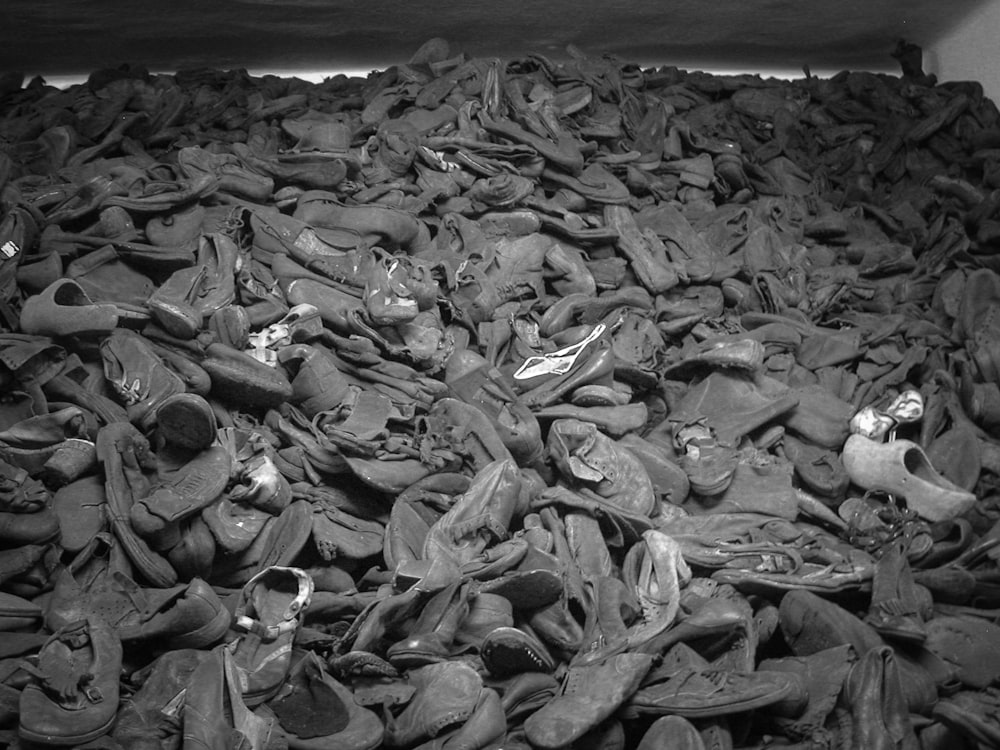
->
[115,375,145,405]
[844,494,926,556]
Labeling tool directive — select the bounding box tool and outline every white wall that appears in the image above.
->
[929,0,1000,104]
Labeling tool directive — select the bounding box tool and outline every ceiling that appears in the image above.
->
[0,0,990,81]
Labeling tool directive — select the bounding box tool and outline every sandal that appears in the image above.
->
[230,565,314,706]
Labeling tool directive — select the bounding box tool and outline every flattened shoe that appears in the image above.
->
[95,422,177,588]
[622,666,802,719]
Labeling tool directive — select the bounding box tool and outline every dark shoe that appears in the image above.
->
[101,329,188,430]
[481,625,555,676]
[923,615,1000,690]
[0,506,60,545]
[115,648,211,749]
[277,343,351,418]
[636,715,706,750]
[780,433,849,500]
[201,341,294,409]
[671,370,800,449]
[278,652,384,750]
[842,645,919,750]
[46,567,230,649]
[385,580,470,669]
[422,459,525,574]
[154,392,218,453]
[147,233,240,339]
[383,660,485,748]
[934,689,1000,748]
[0,457,50,513]
[129,444,231,551]
[779,589,937,713]
[623,665,802,719]
[269,649,349,739]
[513,326,616,408]
[167,514,217,582]
[113,648,210,750]
[18,616,122,746]
[445,348,543,466]
[671,421,739,497]
[181,644,269,750]
[524,652,654,748]
[546,418,657,517]
[293,190,433,256]
[759,644,856,741]
[40,438,98,488]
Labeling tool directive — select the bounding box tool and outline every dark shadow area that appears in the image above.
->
[0,0,992,78]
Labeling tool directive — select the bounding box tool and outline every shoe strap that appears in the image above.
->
[513,323,607,381]
[234,566,314,641]
[19,620,102,705]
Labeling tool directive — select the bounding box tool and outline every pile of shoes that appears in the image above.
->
[3,35,1000,748]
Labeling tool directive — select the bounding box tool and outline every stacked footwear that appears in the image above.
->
[2,36,1000,749]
